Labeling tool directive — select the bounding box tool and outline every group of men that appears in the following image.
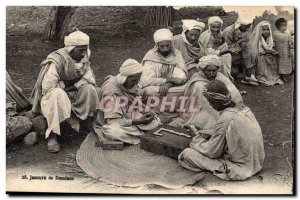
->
[8,16,266,181]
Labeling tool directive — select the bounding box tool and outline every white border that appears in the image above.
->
[1,0,298,199]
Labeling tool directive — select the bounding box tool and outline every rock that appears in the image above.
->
[30,115,47,136]
[24,132,38,146]
[6,115,32,143]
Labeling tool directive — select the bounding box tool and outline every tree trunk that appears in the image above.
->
[144,6,174,27]
[44,6,77,41]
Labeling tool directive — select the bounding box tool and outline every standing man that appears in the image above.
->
[223,17,253,80]
[30,30,99,153]
[273,18,293,82]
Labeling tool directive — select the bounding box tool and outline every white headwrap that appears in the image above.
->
[198,54,222,70]
[153,28,173,43]
[117,59,143,85]
[199,16,223,47]
[64,30,90,53]
[182,19,205,32]
[248,21,274,66]
[207,16,224,36]
[258,21,274,52]
[235,17,253,30]
[208,16,223,26]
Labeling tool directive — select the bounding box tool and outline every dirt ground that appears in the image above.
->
[6,33,294,194]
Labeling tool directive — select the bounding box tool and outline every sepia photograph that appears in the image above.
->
[5,5,295,195]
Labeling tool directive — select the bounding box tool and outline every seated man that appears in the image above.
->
[205,33,233,81]
[199,16,223,50]
[178,80,265,181]
[30,30,99,153]
[169,55,242,131]
[140,28,188,114]
[173,20,206,79]
[93,59,161,145]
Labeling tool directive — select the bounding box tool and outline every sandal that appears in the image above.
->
[241,79,259,86]
[239,90,247,95]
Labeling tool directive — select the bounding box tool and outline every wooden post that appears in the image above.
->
[144,6,174,27]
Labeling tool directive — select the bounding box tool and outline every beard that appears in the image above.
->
[127,84,140,94]
[160,50,171,57]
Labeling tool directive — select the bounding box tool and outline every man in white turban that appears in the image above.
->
[173,20,206,79]
[223,17,253,80]
[179,79,264,181]
[197,16,234,82]
[140,28,188,115]
[30,30,99,153]
[93,59,161,145]
[199,16,224,48]
[169,55,242,133]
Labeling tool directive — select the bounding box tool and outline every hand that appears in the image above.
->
[135,113,154,125]
[228,47,241,55]
[183,125,199,137]
[159,84,172,96]
[264,50,278,56]
[237,37,249,44]
[219,50,235,56]
[64,85,77,92]
[230,49,240,55]
[58,81,65,89]
[270,50,278,55]
[167,78,186,86]
[259,51,266,56]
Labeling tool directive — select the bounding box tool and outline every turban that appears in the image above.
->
[153,28,173,43]
[235,17,253,29]
[203,79,232,106]
[182,19,205,32]
[117,59,143,85]
[208,16,223,26]
[64,30,90,53]
[198,55,222,70]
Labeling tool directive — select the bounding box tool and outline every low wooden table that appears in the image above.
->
[140,125,193,159]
